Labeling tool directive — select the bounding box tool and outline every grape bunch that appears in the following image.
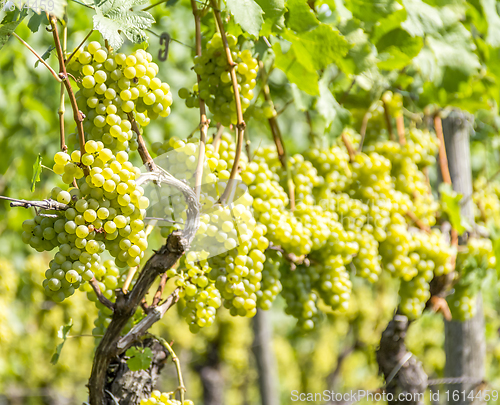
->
[21,41,177,303]
[140,390,194,405]
[67,43,172,153]
[256,249,283,310]
[179,33,258,126]
[448,237,496,321]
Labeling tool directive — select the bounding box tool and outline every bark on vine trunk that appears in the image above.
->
[442,110,485,405]
[376,313,427,405]
[106,338,169,405]
[252,309,280,405]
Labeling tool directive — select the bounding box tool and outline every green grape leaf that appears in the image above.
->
[273,42,319,95]
[50,319,73,365]
[0,9,27,51]
[282,25,351,72]
[27,11,49,32]
[480,0,500,47]
[376,28,423,70]
[30,154,42,192]
[285,0,319,32]
[126,346,153,371]
[401,0,443,36]
[34,45,55,68]
[226,0,264,38]
[254,0,285,21]
[290,83,313,111]
[316,69,350,131]
[93,0,155,50]
[439,183,471,234]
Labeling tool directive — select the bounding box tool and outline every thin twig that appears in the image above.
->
[128,113,157,172]
[58,22,67,152]
[434,113,451,185]
[211,0,246,204]
[152,333,187,402]
[396,115,406,145]
[152,273,169,307]
[405,211,431,233]
[191,0,209,201]
[65,29,93,64]
[49,16,87,164]
[0,196,68,210]
[358,110,370,152]
[382,99,394,141]
[89,277,115,310]
[341,132,356,161]
[12,33,62,82]
[259,60,295,210]
[212,124,224,153]
[122,266,139,294]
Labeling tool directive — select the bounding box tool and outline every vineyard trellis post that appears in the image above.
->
[252,308,280,405]
[442,110,486,405]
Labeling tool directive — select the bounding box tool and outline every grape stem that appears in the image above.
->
[210,0,246,204]
[259,60,296,210]
[147,333,186,403]
[405,211,430,233]
[127,112,157,172]
[49,15,87,168]
[434,113,452,185]
[0,196,68,210]
[212,124,225,153]
[65,29,94,65]
[58,21,68,152]
[341,132,356,161]
[122,266,139,294]
[11,33,62,83]
[191,0,209,201]
[396,115,406,145]
[382,98,395,141]
[89,277,115,310]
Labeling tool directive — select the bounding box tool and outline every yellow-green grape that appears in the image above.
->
[256,250,283,310]
[140,390,194,405]
[184,33,258,126]
[448,237,495,321]
[69,43,172,154]
[178,259,221,333]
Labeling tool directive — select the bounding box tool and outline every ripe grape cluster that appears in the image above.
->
[67,43,172,153]
[21,42,175,304]
[448,237,496,321]
[140,390,194,405]
[179,33,258,126]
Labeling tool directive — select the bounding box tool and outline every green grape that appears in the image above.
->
[185,33,259,126]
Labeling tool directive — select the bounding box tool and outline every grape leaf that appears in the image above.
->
[401,0,443,36]
[282,24,351,72]
[126,346,153,371]
[316,68,350,131]
[273,42,319,95]
[0,8,27,51]
[93,0,155,50]
[50,319,73,365]
[439,183,471,234]
[480,0,500,47]
[376,28,423,70]
[30,154,42,192]
[285,0,319,32]
[27,10,49,32]
[254,0,285,21]
[34,45,55,68]
[226,0,263,38]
